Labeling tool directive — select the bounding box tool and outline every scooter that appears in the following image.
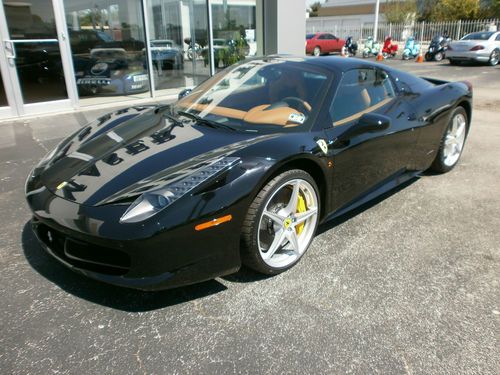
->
[402,36,421,60]
[381,36,398,58]
[362,36,381,58]
[425,34,451,62]
[343,36,358,57]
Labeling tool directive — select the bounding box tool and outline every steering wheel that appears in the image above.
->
[282,97,312,115]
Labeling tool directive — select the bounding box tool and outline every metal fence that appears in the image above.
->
[306,18,500,43]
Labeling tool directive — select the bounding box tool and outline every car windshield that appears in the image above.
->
[306,34,315,40]
[174,58,331,133]
[462,32,494,40]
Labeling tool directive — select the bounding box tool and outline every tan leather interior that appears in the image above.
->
[244,104,304,127]
[333,97,393,126]
[178,102,246,120]
[178,102,307,127]
[360,88,371,107]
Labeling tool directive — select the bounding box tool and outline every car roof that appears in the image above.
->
[267,55,387,73]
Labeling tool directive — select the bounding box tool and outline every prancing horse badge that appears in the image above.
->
[316,139,328,155]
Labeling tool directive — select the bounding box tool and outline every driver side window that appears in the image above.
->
[329,68,395,126]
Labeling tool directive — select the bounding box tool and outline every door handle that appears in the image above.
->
[4,41,16,59]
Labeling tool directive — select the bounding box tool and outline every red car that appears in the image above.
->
[306,32,345,56]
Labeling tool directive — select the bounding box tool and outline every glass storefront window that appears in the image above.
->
[64,0,150,105]
[146,0,210,96]
[210,0,258,72]
[0,73,7,106]
[3,0,68,104]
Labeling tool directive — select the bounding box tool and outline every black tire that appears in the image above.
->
[434,52,443,61]
[425,52,432,61]
[449,59,459,66]
[429,106,469,173]
[241,169,320,275]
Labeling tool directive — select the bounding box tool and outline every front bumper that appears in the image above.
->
[446,50,490,62]
[26,185,243,291]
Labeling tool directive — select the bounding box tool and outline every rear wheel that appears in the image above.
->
[488,49,499,66]
[313,46,321,57]
[241,170,320,274]
[434,52,444,61]
[430,107,468,173]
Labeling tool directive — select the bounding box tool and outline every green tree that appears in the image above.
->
[308,1,322,17]
[384,0,418,23]
[430,0,481,20]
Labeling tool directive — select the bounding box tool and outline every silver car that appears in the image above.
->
[447,31,500,66]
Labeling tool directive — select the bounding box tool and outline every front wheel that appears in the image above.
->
[430,107,468,173]
[488,49,499,66]
[434,52,444,61]
[241,170,320,274]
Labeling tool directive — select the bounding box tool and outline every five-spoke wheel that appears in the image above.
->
[241,170,319,274]
[431,106,469,173]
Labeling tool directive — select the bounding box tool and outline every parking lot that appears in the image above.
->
[0,59,499,374]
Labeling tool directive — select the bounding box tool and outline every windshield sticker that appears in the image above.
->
[288,113,305,124]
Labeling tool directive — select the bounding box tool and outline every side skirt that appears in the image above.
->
[324,169,422,223]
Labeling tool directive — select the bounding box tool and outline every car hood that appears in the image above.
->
[38,106,268,206]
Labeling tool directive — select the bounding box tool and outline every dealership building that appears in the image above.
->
[0,0,304,120]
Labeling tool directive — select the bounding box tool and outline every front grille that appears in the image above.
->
[36,223,131,276]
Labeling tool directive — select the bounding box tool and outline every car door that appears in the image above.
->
[324,68,418,211]
[331,35,341,51]
[325,34,336,53]
[316,34,328,52]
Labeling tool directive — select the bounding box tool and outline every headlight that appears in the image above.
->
[119,157,240,223]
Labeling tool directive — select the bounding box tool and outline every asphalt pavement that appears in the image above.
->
[0,58,499,374]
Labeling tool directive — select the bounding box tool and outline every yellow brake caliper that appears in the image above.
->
[295,194,306,235]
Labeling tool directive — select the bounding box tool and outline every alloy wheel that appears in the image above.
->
[257,179,319,268]
[443,112,467,167]
[490,50,499,66]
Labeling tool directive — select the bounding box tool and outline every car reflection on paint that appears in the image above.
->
[75,48,149,96]
[148,40,184,71]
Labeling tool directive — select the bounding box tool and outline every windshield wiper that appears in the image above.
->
[177,111,237,131]
[163,113,184,128]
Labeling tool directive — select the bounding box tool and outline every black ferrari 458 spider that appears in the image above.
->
[26,56,472,290]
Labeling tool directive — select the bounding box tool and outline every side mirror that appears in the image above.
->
[178,88,192,100]
[357,113,391,133]
[337,113,391,142]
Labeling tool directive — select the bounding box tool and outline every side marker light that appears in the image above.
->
[195,215,233,231]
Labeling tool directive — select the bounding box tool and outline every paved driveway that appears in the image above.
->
[0,59,499,374]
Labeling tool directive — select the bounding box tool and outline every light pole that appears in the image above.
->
[373,0,380,41]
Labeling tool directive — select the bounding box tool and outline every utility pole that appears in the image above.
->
[373,0,380,41]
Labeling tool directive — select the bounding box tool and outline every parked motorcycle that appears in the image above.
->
[381,36,398,58]
[362,36,381,58]
[425,34,451,62]
[343,36,358,56]
[402,36,421,60]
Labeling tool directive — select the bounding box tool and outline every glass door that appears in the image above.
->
[0,0,74,117]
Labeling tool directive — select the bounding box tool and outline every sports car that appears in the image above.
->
[25,56,472,290]
[75,48,149,96]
